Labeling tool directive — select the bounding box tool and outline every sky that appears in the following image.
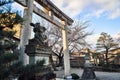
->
[12,0,120,48]
[51,0,120,46]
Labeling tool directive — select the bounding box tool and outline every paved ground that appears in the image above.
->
[54,68,120,80]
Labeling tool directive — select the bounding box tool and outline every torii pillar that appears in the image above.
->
[43,8,71,76]
[43,7,71,76]
[62,21,71,76]
[19,0,34,65]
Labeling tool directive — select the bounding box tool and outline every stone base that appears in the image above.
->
[25,43,51,65]
[81,67,96,80]
[64,75,72,80]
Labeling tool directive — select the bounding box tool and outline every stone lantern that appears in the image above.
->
[81,48,96,80]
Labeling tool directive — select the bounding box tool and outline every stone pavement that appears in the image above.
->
[54,68,120,80]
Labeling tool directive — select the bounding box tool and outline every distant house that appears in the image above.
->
[70,48,95,68]
[91,47,120,66]
[70,52,85,68]
[70,47,120,67]
[100,47,120,65]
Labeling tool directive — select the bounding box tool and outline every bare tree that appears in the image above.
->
[47,20,92,67]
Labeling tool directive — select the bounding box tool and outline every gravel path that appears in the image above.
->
[95,71,120,80]
[54,68,120,80]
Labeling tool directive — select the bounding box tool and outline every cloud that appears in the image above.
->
[51,0,89,18]
[85,32,120,48]
[91,0,120,19]
[112,32,120,39]
[109,8,120,19]
[86,34,99,46]
[51,0,120,19]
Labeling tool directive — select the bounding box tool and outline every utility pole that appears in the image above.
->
[19,0,34,65]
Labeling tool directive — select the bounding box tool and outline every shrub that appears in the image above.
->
[71,73,79,79]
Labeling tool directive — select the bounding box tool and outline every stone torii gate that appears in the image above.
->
[16,0,73,76]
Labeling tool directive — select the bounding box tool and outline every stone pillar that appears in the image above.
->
[19,0,34,65]
[62,21,71,76]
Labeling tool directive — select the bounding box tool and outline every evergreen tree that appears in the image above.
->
[96,32,118,66]
[0,1,55,80]
[0,0,22,79]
